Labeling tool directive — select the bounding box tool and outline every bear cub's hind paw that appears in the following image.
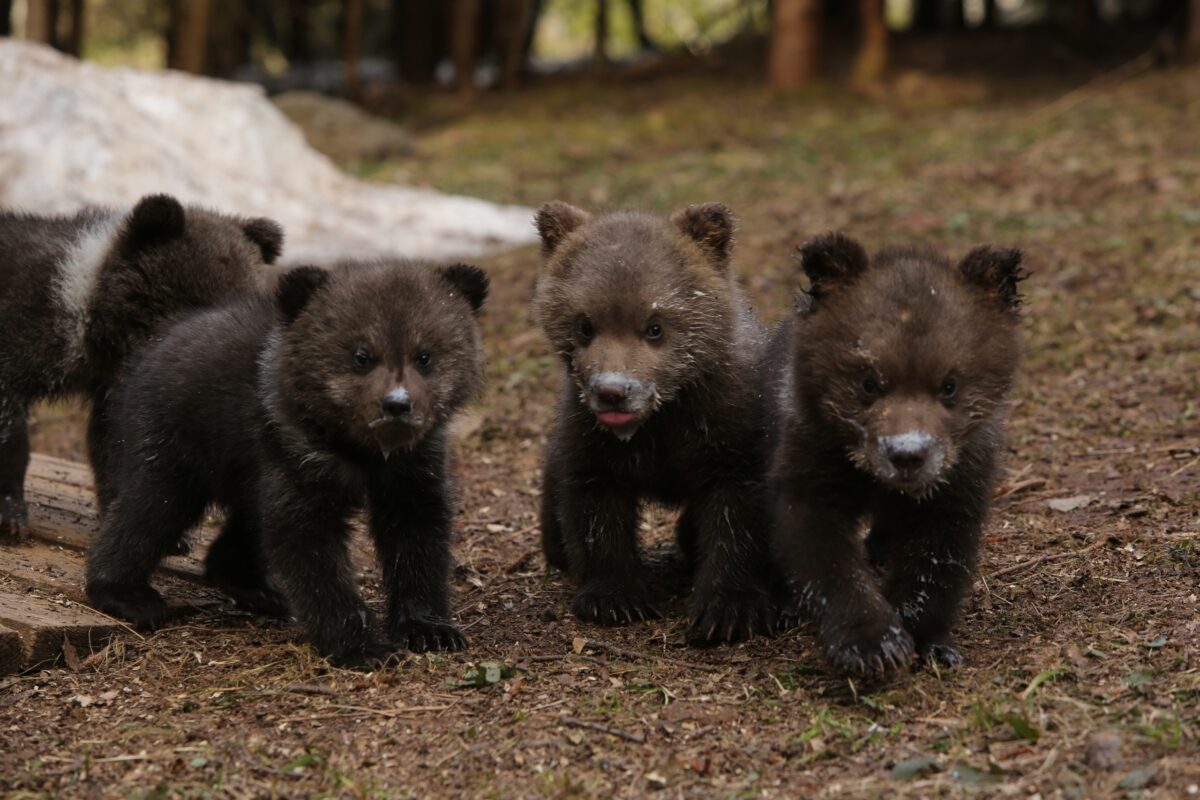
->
[87,581,171,630]
[391,617,468,652]
[572,581,661,626]
[0,496,29,540]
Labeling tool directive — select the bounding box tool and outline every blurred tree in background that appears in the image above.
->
[1,0,1197,93]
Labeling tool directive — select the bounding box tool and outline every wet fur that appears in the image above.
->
[767,233,1026,678]
[534,202,776,645]
[0,195,283,537]
[85,260,487,667]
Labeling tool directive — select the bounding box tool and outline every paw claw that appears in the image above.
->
[686,588,775,646]
[572,583,657,627]
[822,617,915,680]
[392,617,467,653]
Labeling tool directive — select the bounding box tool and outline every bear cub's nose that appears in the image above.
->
[380,388,413,418]
[591,375,629,409]
[883,433,933,474]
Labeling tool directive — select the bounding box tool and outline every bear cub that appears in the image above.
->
[767,233,1027,678]
[85,259,488,666]
[535,201,775,645]
[0,194,283,537]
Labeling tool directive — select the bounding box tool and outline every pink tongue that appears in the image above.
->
[597,411,637,427]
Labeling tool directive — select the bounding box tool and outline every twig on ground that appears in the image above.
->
[990,538,1108,580]
[582,640,720,673]
[562,716,645,743]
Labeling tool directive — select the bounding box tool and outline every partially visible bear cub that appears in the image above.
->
[767,233,1026,678]
[534,201,776,645]
[0,195,283,536]
[85,259,488,666]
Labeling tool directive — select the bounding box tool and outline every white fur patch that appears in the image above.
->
[54,213,122,367]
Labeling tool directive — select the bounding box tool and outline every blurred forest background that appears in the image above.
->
[3,0,1198,98]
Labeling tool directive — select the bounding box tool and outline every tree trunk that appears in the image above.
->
[451,0,480,96]
[0,0,11,37]
[592,0,609,70]
[1068,0,1097,45]
[393,0,447,85]
[26,0,58,45]
[60,0,84,56]
[768,0,821,89]
[171,0,210,74]
[852,0,887,87]
[343,0,364,100]
[284,0,311,64]
[1185,0,1200,62]
[497,0,528,90]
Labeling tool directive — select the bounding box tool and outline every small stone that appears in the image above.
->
[1084,729,1123,770]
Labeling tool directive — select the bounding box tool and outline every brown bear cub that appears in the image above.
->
[534,201,776,645]
[85,260,488,667]
[767,233,1026,678]
[0,195,283,537]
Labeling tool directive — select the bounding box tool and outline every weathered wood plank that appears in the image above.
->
[0,542,89,599]
[0,622,22,676]
[0,587,116,669]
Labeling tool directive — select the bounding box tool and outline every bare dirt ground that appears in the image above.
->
[2,57,1198,799]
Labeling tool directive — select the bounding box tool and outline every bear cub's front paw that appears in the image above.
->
[821,610,915,679]
[687,588,776,645]
[572,580,661,626]
[391,617,468,652]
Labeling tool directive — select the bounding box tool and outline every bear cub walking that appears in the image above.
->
[535,201,775,645]
[0,195,283,537]
[767,233,1026,678]
[86,259,488,666]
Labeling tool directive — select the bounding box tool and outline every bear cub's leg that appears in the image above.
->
[203,504,288,618]
[368,469,467,652]
[872,488,986,668]
[85,469,208,629]
[0,408,31,539]
[556,480,661,625]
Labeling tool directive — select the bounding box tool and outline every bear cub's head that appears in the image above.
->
[533,201,738,441]
[89,194,283,361]
[276,260,488,457]
[793,233,1027,497]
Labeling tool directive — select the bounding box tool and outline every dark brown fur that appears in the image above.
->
[535,201,776,645]
[0,195,283,536]
[84,260,487,667]
[767,233,1027,678]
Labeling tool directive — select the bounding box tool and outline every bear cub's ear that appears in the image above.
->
[124,194,186,248]
[957,245,1027,312]
[440,263,489,314]
[535,201,589,256]
[796,232,869,300]
[276,265,330,324]
[244,218,285,264]
[671,202,735,269]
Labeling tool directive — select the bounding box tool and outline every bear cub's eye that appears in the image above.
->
[861,376,882,397]
[939,377,958,402]
[578,317,594,343]
[416,351,433,370]
[645,322,664,340]
[352,346,374,372]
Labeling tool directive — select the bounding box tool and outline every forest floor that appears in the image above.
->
[2,55,1199,799]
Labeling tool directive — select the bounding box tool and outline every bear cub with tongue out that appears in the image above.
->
[767,233,1027,679]
[85,259,488,666]
[534,201,775,645]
